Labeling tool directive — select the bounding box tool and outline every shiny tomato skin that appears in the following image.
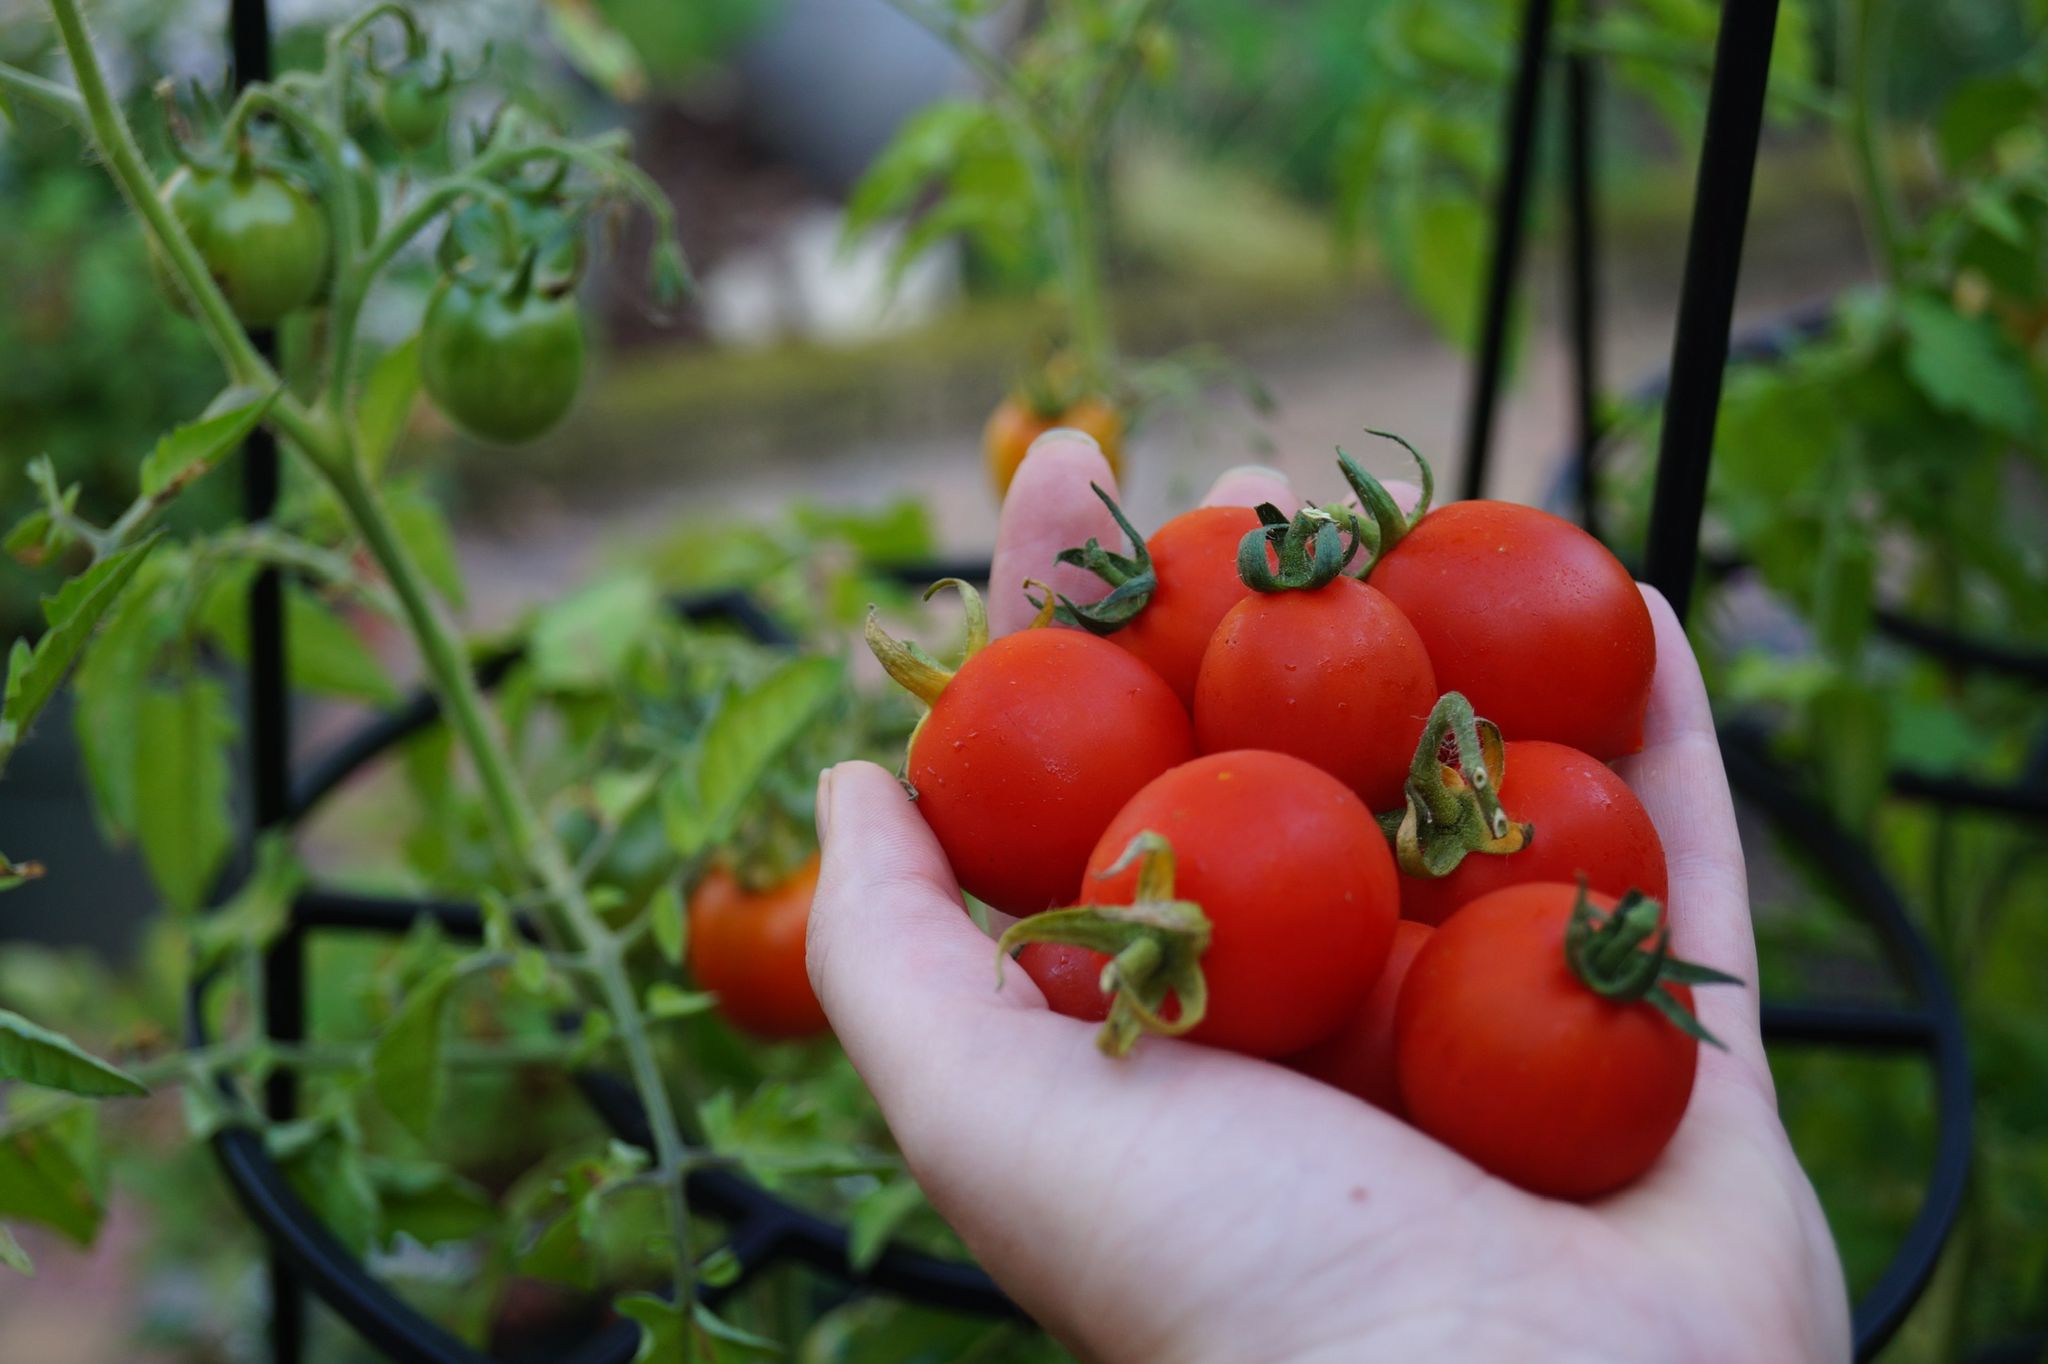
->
[1395,883,1697,1199]
[688,855,829,1040]
[1400,740,1667,926]
[1193,577,1437,811]
[1369,501,1654,760]
[1114,505,1262,708]
[1084,750,1398,1057]
[985,395,1124,497]
[1019,941,1112,1022]
[1285,919,1433,1110]
[912,630,1192,916]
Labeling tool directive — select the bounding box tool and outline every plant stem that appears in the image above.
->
[1841,0,1905,283]
[1053,150,1115,389]
[0,60,85,122]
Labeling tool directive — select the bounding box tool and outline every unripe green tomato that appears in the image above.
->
[379,67,450,151]
[419,274,585,444]
[156,164,332,326]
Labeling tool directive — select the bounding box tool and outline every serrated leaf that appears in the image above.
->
[1899,292,2039,439]
[370,960,460,1144]
[661,655,843,860]
[0,1224,31,1276]
[645,983,717,1021]
[528,576,661,693]
[69,565,168,839]
[649,883,686,966]
[848,1175,926,1272]
[0,1109,103,1244]
[0,535,162,773]
[0,1009,145,1098]
[358,339,421,477]
[132,676,236,914]
[137,387,274,498]
[283,586,399,703]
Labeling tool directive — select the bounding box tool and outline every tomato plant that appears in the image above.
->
[420,253,586,444]
[156,160,331,326]
[376,51,454,151]
[1395,883,1737,1199]
[866,581,1193,915]
[689,855,830,1040]
[1006,749,1399,1057]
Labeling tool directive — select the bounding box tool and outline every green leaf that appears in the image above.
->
[0,535,163,773]
[1936,73,2038,171]
[0,1224,31,1276]
[847,1175,926,1272]
[387,481,467,609]
[271,1118,381,1256]
[0,1108,104,1244]
[283,586,399,703]
[661,655,843,860]
[192,835,303,974]
[843,101,990,242]
[1810,679,1888,836]
[132,676,236,913]
[1387,188,1487,350]
[648,883,687,966]
[698,1084,885,1188]
[528,575,661,693]
[358,338,421,477]
[1898,292,2039,439]
[618,1293,682,1364]
[646,982,717,1021]
[68,559,168,838]
[137,386,274,498]
[370,960,460,1144]
[0,1009,145,1098]
[692,1302,780,1357]
[366,1159,497,1246]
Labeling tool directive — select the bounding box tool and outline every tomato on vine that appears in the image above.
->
[985,391,1124,498]
[1003,749,1398,1058]
[420,248,586,444]
[377,53,453,151]
[867,580,1193,916]
[688,854,829,1040]
[157,159,331,326]
[1394,882,1739,1198]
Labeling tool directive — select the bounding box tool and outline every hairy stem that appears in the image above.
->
[0,59,85,122]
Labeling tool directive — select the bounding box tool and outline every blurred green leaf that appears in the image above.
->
[358,339,420,478]
[368,1159,498,1246]
[1936,72,2038,171]
[371,960,460,1144]
[387,480,468,610]
[132,675,235,914]
[0,1107,103,1244]
[271,1117,380,1257]
[649,883,687,966]
[529,575,662,693]
[0,1010,144,1098]
[661,654,842,860]
[646,982,717,1021]
[192,835,302,974]
[1898,292,2039,439]
[0,1224,30,1277]
[847,1174,926,1273]
[136,386,273,498]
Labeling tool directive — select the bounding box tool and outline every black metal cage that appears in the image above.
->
[189,0,1977,1360]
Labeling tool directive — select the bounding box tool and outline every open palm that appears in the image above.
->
[808,433,1850,1363]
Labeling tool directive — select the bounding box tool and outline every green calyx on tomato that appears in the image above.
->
[1026,484,1158,634]
[157,154,332,326]
[1564,884,1742,1048]
[1236,503,1360,592]
[378,53,454,150]
[997,831,1213,1056]
[863,577,995,711]
[1329,428,1435,574]
[419,246,586,444]
[1381,691,1533,876]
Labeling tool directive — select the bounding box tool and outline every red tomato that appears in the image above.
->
[1083,750,1398,1056]
[1285,919,1433,1110]
[1400,740,1667,926]
[1193,578,1437,811]
[1369,501,1654,760]
[1395,883,1698,1198]
[1109,505,1262,707]
[910,629,1192,915]
[688,855,829,1040]
[1018,941,1111,1022]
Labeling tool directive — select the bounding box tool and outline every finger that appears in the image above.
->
[1201,464,1297,513]
[987,431,1122,637]
[1611,586,1771,1099]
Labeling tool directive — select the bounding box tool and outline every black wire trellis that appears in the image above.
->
[187,0,1972,1361]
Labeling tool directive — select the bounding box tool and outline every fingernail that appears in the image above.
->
[1219,463,1287,484]
[1027,427,1102,455]
[815,764,837,843]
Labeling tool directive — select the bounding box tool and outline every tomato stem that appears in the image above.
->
[1030,483,1158,635]
[1237,505,1360,593]
[1336,429,1435,575]
[1563,885,1743,1049]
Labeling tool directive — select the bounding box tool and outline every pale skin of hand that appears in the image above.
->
[809,432,1852,1363]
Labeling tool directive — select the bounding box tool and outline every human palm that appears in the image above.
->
[808,433,1850,1363]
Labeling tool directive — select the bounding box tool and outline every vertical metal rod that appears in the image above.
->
[1643,0,1780,619]
[1563,49,1603,537]
[229,0,302,1359]
[1460,0,1557,502]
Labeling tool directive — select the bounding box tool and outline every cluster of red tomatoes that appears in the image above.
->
[867,439,1737,1199]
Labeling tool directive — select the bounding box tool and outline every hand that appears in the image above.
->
[809,432,1851,1363]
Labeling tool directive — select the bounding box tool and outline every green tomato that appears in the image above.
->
[378,63,450,151]
[157,164,332,326]
[420,271,585,444]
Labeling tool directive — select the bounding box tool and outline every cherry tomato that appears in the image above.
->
[1399,740,1666,926]
[419,264,585,444]
[1194,576,1437,811]
[1018,941,1111,1022]
[985,393,1124,497]
[874,591,1193,916]
[1284,919,1433,1110]
[1395,883,1699,1198]
[158,163,331,326]
[688,854,829,1040]
[1081,750,1398,1057]
[378,59,452,151]
[1105,506,1262,708]
[1369,501,1654,760]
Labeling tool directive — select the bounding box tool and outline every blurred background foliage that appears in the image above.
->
[2,0,2045,1359]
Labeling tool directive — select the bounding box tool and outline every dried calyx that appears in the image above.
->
[1380,692,1533,876]
[997,832,1213,1057]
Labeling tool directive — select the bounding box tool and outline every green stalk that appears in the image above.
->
[1053,149,1115,389]
[1841,0,1905,283]
[0,60,85,122]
